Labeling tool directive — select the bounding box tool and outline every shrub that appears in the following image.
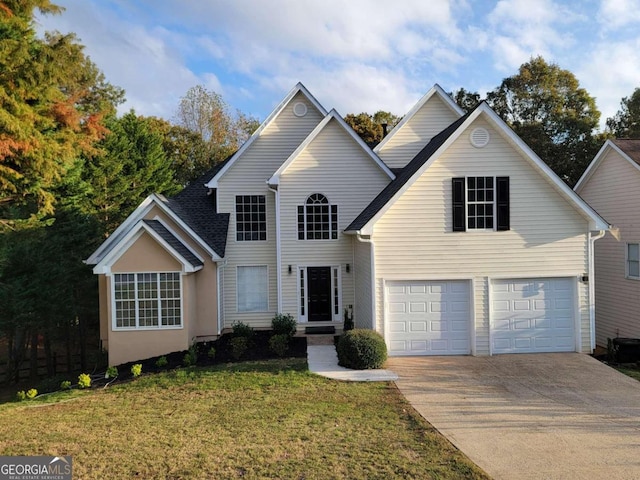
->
[105,366,118,379]
[15,391,26,402]
[207,347,216,359]
[183,345,198,366]
[155,356,168,368]
[26,388,38,400]
[131,364,142,377]
[232,321,254,339]
[78,373,91,389]
[230,336,248,360]
[269,334,290,357]
[60,380,72,390]
[336,329,387,369]
[272,313,297,337]
[343,308,354,331]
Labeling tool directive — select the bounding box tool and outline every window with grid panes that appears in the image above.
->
[113,273,181,328]
[297,194,338,240]
[236,195,266,241]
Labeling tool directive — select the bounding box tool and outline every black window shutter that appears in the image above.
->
[452,177,465,232]
[496,177,510,231]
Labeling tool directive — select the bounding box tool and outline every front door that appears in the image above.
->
[308,267,332,321]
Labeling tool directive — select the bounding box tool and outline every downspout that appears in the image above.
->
[216,259,227,335]
[268,185,282,313]
[356,234,376,330]
[588,229,606,351]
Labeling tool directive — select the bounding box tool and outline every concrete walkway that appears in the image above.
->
[307,345,398,381]
[388,353,640,480]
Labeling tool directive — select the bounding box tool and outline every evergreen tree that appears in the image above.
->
[606,88,640,138]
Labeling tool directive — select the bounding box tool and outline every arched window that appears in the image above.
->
[297,193,338,240]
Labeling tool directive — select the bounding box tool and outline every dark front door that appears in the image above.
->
[308,267,332,322]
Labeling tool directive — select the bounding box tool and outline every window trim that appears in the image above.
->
[235,194,267,242]
[626,243,640,280]
[236,265,270,313]
[466,176,495,231]
[111,271,183,331]
[452,176,510,232]
[297,193,339,241]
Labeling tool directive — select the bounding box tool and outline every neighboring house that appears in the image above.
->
[87,83,608,365]
[574,139,640,347]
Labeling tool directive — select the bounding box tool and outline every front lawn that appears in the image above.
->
[0,359,488,479]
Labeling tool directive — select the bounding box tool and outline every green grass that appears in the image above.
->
[616,365,640,381]
[0,359,488,479]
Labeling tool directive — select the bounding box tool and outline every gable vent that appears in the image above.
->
[470,127,490,148]
[293,102,308,117]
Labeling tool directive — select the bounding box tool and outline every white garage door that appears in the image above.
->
[491,278,576,354]
[386,280,470,356]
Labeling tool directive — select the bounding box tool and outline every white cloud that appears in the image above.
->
[598,0,640,29]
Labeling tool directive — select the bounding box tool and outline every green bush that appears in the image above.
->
[232,321,254,339]
[105,366,118,379]
[131,364,142,377]
[155,356,168,368]
[272,313,297,337]
[207,347,216,359]
[183,345,197,366]
[15,391,26,401]
[230,336,248,360]
[60,380,72,390]
[269,334,290,357]
[336,329,387,370]
[26,388,38,400]
[78,373,91,389]
[343,308,354,331]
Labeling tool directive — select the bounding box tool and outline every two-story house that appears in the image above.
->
[87,83,608,365]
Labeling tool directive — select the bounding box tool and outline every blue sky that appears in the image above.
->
[37,0,640,130]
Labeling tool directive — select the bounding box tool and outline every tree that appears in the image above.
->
[606,88,640,138]
[451,88,482,113]
[84,111,179,234]
[174,85,259,175]
[344,111,400,148]
[486,56,600,185]
[0,0,124,229]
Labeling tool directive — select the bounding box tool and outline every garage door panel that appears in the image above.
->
[492,277,576,354]
[387,280,471,356]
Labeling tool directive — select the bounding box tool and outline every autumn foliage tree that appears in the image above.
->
[0,0,123,229]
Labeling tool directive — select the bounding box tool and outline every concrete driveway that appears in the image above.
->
[388,353,640,480]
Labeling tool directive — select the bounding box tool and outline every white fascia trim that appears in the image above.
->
[374,83,464,154]
[267,110,395,186]
[85,194,157,264]
[86,193,220,265]
[206,82,329,188]
[575,140,640,192]
[93,220,203,274]
[360,103,609,232]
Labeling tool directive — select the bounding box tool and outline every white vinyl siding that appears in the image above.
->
[279,118,391,320]
[216,91,324,327]
[377,95,460,169]
[373,117,591,355]
[578,149,640,345]
[353,238,373,328]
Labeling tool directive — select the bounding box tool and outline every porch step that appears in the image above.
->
[305,325,336,335]
[306,334,336,346]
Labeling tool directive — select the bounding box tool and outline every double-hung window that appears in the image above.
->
[298,193,338,240]
[236,195,266,241]
[627,243,640,279]
[452,176,509,231]
[113,272,181,329]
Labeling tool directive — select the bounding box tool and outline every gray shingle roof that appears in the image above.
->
[346,110,472,232]
[164,159,231,258]
[142,219,204,268]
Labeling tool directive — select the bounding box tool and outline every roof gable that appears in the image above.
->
[93,218,204,274]
[267,109,395,185]
[373,84,464,154]
[348,102,609,233]
[575,139,640,192]
[206,83,328,188]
